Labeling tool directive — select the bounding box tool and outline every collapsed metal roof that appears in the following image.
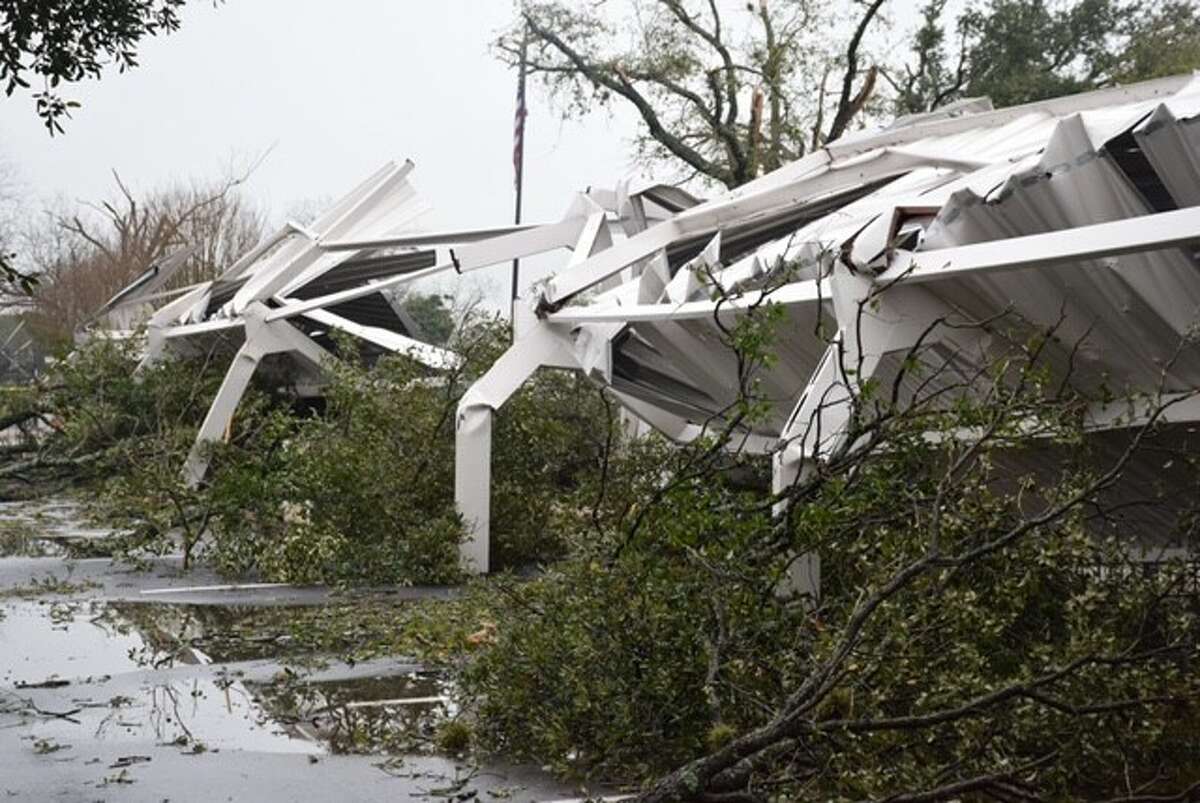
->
[456,72,1200,571]
[97,155,693,486]
[100,71,1200,574]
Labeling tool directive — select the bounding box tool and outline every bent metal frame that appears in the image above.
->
[98,72,1200,581]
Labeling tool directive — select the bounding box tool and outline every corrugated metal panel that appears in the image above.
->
[993,423,1200,548]
[591,79,1200,438]
[1136,104,1200,207]
[324,293,408,334]
[291,249,437,300]
[919,111,1200,394]
[611,300,831,435]
[204,276,249,318]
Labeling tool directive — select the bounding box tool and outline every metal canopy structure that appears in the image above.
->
[100,72,1200,576]
[98,161,689,490]
[451,72,1200,572]
[97,161,455,485]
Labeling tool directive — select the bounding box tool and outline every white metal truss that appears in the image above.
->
[98,162,665,533]
[446,71,1200,576]
[93,71,1200,577]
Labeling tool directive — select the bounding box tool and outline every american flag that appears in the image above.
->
[510,25,530,318]
[513,32,529,192]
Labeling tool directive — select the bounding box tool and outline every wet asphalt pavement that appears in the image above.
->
[0,498,587,802]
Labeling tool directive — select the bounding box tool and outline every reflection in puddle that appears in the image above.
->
[253,672,455,755]
[0,498,117,558]
[83,673,321,756]
[0,499,581,801]
[113,601,305,664]
[0,599,452,760]
[0,600,147,685]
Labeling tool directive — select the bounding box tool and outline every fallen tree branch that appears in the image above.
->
[0,451,104,479]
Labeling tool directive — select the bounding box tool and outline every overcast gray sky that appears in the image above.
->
[0,1,935,302]
[0,1,648,297]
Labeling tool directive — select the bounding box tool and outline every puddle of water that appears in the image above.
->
[112,601,306,664]
[4,671,322,758]
[0,600,148,685]
[251,671,455,755]
[1,598,454,762]
[110,598,433,664]
[2,601,338,758]
[0,600,238,747]
[0,497,588,801]
[0,497,117,558]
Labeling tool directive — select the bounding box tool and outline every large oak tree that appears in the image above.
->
[500,0,1200,189]
[498,0,888,189]
[894,0,1200,114]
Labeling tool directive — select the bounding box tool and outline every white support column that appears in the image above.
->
[773,339,843,573]
[773,265,985,600]
[181,303,333,488]
[771,451,821,601]
[182,343,261,487]
[454,324,580,573]
[455,405,493,573]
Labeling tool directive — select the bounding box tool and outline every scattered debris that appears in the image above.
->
[14,677,69,689]
[99,768,135,786]
[32,738,69,755]
[108,755,152,769]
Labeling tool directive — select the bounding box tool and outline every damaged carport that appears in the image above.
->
[453,71,1200,580]
[93,71,1200,578]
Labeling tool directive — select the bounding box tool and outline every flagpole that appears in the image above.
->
[510,24,529,324]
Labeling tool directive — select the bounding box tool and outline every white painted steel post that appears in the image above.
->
[454,325,581,573]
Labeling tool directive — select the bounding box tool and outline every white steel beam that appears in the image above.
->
[265,216,593,325]
[546,279,829,325]
[445,216,590,273]
[215,221,313,283]
[162,317,245,340]
[541,219,681,307]
[266,262,453,322]
[320,222,540,251]
[719,74,1194,211]
[878,206,1200,285]
[543,147,982,305]
[301,308,459,370]
[827,72,1196,162]
[568,211,612,268]
[230,162,421,312]
[455,325,581,573]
